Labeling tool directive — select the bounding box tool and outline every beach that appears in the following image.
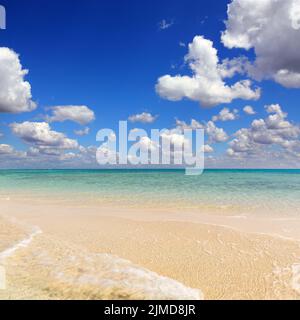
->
[1,170,300,299]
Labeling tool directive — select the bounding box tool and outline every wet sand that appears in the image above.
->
[1,199,300,300]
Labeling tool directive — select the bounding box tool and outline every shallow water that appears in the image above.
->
[0,169,299,216]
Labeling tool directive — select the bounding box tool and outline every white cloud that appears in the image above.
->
[160,129,189,149]
[0,144,25,160]
[243,105,256,115]
[158,19,174,30]
[156,36,260,107]
[0,141,100,169]
[74,127,90,136]
[265,104,285,115]
[227,104,300,158]
[59,152,77,161]
[176,118,228,143]
[128,112,157,123]
[222,0,300,88]
[0,144,14,155]
[0,47,36,113]
[218,57,249,78]
[202,144,214,153]
[206,121,229,143]
[264,104,295,131]
[10,121,79,150]
[212,107,238,122]
[46,105,95,125]
[175,118,204,130]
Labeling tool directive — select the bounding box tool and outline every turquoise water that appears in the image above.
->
[0,169,300,215]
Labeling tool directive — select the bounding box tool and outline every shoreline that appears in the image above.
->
[3,195,300,242]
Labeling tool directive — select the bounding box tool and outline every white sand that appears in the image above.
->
[1,198,300,300]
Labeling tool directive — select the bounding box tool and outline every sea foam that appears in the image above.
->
[0,226,42,263]
[50,252,204,300]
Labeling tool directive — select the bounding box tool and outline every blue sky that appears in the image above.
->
[0,0,300,168]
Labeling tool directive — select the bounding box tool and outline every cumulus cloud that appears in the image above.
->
[206,121,229,143]
[243,105,256,115]
[2,122,89,168]
[0,140,100,168]
[227,104,300,158]
[46,105,95,125]
[0,144,25,160]
[0,134,114,168]
[0,47,36,113]
[74,127,90,136]
[176,118,228,143]
[222,0,300,88]
[212,107,238,122]
[0,144,14,155]
[128,112,157,123]
[218,57,249,79]
[175,118,204,130]
[156,35,260,107]
[10,121,79,150]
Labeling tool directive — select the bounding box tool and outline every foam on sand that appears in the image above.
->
[45,250,204,300]
[0,226,42,263]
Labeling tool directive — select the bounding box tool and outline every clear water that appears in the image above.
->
[0,169,300,216]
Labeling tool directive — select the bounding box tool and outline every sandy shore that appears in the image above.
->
[1,198,300,300]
